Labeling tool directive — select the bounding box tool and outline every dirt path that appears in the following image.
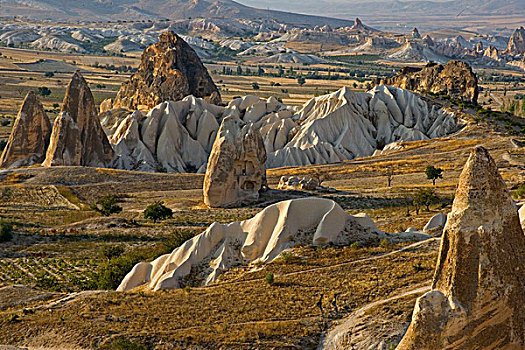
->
[317,284,431,350]
[491,93,503,107]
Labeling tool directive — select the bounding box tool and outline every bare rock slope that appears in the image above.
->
[382,60,478,104]
[43,71,114,167]
[109,85,460,171]
[398,146,525,349]
[113,31,221,111]
[203,116,267,208]
[0,91,51,168]
[118,197,430,292]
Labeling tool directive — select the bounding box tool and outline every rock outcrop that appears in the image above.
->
[412,28,421,39]
[203,116,267,208]
[278,176,319,191]
[506,27,525,57]
[118,198,430,292]
[113,31,221,111]
[43,71,114,167]
[422,212,447,236]
[108,85,461,172]
[382,60,478,103]
[0,91,51,168]
[398,147,525,350]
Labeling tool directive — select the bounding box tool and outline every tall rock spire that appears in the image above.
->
[43,71,114,167]
[0,91,51,168]
[398,146,525,349]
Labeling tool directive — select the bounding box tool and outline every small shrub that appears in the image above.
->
[38,86,52,97]
[349,242,361,250]
[0,221,13,242]
[96,253,143,290]
[516,183,525,199]
[98,337,147,350]
[35,272,61,291]
[413,262,424,272]
[44,72,54,78]
[1,118,10,126]
[7,314,19,323]
[280,251,295,263]
[0,140,7,151]
[100,245,125,260]
[379,238,389,248]
[92,195,122,216]
[144,201,173,223]
[183,286,192,293]
[265,272,274,285]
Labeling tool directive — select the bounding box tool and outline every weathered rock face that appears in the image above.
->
[398,146,525,350]
[0,91,51,168]
[278,176,319,191]
[506,27,525,56]
[43,71,114,167]
[412,27,421,39]
[113,31,221,111]
[43,112,82,166]
[107,85,461,172]
[383,60,478,104]
[203,116,267,208]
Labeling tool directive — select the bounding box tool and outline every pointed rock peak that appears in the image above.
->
[451,146,513,216]
[0,91,51,168]
[412,27,421,39]
[113,30,221,111]
[62,70,96,124]
[353,17,364,28]
[398,146,525,350]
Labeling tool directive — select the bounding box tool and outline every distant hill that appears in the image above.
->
[238,0,525,16]
[0,0,352,27]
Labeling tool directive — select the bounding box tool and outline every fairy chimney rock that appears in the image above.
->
[397,146,525,350]
[0,91,51,168]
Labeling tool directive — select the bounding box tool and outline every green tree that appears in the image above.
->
[297,76,306,86]
[92,195,122,216]
[0,221,13,243]
[425,165,443,185]
[144,201,173,223]
[252,82,260,90]
[44,72,54,78]
[413,188,438,212]
[38,87,52,97]
[236,65,243,75]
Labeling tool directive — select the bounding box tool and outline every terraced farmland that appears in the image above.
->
[0,257,98,292]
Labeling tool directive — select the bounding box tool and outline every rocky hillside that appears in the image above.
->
[0,0,352,27]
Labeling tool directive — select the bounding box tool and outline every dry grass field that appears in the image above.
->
[0,113,524,347]
[0,45,524,349]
